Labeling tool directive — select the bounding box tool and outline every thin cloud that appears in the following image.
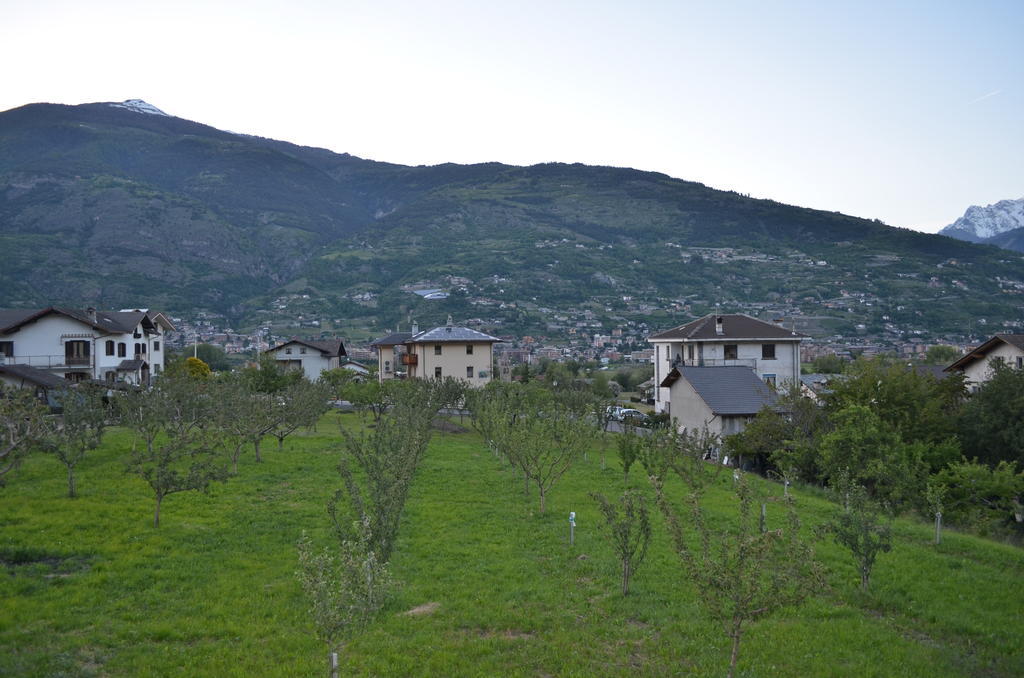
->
[967,89,1002,105]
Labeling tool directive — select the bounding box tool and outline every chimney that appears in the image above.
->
[715,316,724,336]
[86,307,97,323]
[411,321,419,335]
[446,314,453,327]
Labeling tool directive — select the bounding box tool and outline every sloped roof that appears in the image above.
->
[117,359,148,370]
[0,363,72,389]
[945,334,1024,372]
[0,307,174,334]
[369,332,413,347]
[661,366,777,415]
[266,337,347,357]
[649,313,806,341]
[410,325,500,343]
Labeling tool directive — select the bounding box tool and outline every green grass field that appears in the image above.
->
[2,414,1022,677]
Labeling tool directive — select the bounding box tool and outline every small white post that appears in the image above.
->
[569,511,576,546]
[784,478,790,497]
[329,651,339,678]
[934,511,942,545]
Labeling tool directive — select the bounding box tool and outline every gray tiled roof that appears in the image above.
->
[369,332,413,347]
[266,338,347,356]
[117,359,148,370]
[649,313,806,341]
[663,366,778,415]
[410,326,500,343]
[0,364,71,388]
[0,307,173,334]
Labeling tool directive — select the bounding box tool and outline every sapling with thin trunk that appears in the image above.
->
[591,489,651,595]
[653,471,820,678]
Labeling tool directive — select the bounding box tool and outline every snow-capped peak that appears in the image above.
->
[107,99,169,117]
[941,197,1024,240]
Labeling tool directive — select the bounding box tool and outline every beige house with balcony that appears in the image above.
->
[370,317,499,386]
[648,313,805,416]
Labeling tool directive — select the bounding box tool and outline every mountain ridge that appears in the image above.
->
[1,101,1022,340]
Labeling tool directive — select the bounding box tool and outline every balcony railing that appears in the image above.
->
[1,355,92,369]
[672,358,758,369]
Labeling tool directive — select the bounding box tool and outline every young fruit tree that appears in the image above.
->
[126,426,229,527]
[0,385,51,484]
[825,472,893,593]
[44,386,107,498]
[653,471,821,678]
[295,518,393,656]
[329,381,438,563]
[516,408,596,513]
[270,380,330,451]
[590,489,652,595]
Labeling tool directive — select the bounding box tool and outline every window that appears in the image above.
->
[134,343,142,356]
[434,366,442,378]
[0,341,14,357]
[434,344,442,355]
[153,341,160,352]
[65,340,89,364]
[140,344,147,354]
[687,344,694,361]
[466,344,474,355]
[762,344,776,360]
[467,366,474,378]
[105,340,115,356]
[285,348,292,355]
[1018,356,1023,370]
[118,342,127,357]
[300,347,307,354]
[724,344,738,360]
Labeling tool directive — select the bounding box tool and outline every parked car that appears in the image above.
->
[619,409,650,425]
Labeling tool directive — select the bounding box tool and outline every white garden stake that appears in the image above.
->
[569,511,576,546]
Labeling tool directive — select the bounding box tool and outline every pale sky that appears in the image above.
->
[2,0,1022,232]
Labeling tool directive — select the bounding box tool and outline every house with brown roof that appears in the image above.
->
[264,338,347,381]
[648,313,804,416]
[944,334,1024,391]
[370,316,500,386]
[0,307,174,385]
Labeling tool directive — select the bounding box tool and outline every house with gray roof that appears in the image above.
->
[648,313,804,416]
[369,316,500,385]
[264,338,347,381]
[0,307,174,386]
[659,365,778,436]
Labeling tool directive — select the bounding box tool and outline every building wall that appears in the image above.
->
[269,345,334,381]
[653,338,800,413]
[0,314,166,384]
[962,342,1024,389]
[666,378,721,436]
[408,341,494,386]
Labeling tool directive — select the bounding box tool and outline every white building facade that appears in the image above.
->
[0,307,174,385]
[648,314,804,415]
[264,338,347,381]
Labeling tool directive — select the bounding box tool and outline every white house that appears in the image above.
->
[0,307,174,385]
[648,313,805,415]
[944,334,1024,391]
[659,365,778,436]
[264,338,347,381]
[370,317,500,386]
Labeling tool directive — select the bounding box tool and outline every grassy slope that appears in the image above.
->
[1,417,1021,677]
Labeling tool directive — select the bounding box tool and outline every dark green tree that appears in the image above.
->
[958,363,1024,467]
